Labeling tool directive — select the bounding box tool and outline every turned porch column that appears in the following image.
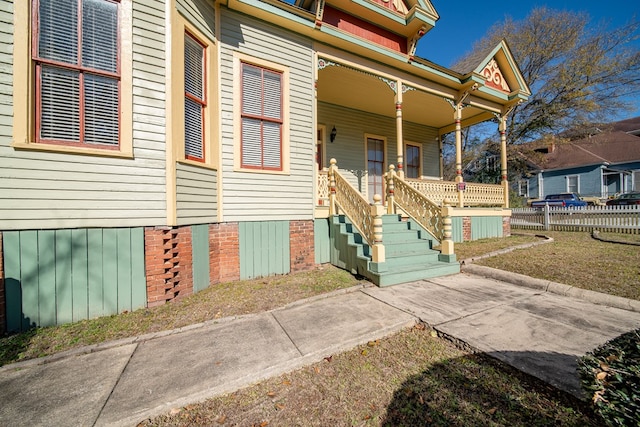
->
[499,115,509,208]
[454,103,465,208]
[395,80,404,179]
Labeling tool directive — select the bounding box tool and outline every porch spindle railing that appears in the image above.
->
[406,178,505,207]
[328,159,385,262]
[387,166,445,241]
[317,170,329,206]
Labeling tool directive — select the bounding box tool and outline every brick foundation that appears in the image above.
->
[503,216,511,237]
[462,217,472,241]
[209,222,240,284]
[0,232,5,334]
[290,220,315,272]
[145,226,194,308]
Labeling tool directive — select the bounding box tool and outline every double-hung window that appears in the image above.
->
[184,32,206,161]
[32,0,120,148]
[405,143,421,179]
[240,63,283,171]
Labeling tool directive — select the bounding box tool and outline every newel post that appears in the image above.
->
[439,198,456,262]
[371,194,386,263]
[386,164,396,214]
[328,158,337,216]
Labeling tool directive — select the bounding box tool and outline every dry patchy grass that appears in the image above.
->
[0,265,360,366]
[142,326,596,427]
[470,231,640,300]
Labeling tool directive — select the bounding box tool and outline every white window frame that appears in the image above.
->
[566,175,580,193]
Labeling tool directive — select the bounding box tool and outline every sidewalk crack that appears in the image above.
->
[269,312,305,357]
[91,343,139,427]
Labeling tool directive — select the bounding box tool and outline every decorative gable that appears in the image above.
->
[482,58,510,93]
[370,0,409,15]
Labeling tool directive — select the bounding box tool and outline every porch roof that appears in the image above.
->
[230,0,530,133]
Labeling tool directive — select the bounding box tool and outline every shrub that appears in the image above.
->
[578,328,640,426]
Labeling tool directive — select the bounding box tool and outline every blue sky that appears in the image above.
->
[418,1,640,118]
[419,1,640,67]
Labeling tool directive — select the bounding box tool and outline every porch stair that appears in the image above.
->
[329,214,460,287]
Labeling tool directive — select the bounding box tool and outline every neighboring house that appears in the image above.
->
[519,117,640,201]
[0,0,529,332]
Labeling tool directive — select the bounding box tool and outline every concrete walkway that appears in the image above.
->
[2,271,640,426]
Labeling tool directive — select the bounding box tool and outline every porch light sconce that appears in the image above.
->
[330,126,337,143]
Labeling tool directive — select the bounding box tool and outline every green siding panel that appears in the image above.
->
[2,228,146,332]
[192,224,210,293]
[103,230,119,315]
[130,228,146,308]
[87,229,104,319]
[71,229,89,322]
[239,221,290,280]
[314,219,330,264]
[471,217,503,240]
[20,231,39,330]
[451,217,463,243]
[3,232,23,332]
[55,230,73,326]
[117,228,133,311]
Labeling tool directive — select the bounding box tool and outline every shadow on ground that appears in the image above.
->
[382,351,598,427]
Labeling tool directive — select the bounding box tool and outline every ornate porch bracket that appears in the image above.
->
[379,77,398,93]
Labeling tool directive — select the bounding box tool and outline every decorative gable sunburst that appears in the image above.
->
[371,0,409,14]
[482,58,510,92]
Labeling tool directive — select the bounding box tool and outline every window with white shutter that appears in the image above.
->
[240,63,283,171]
[184,32,206,161]
[33,0,120,148]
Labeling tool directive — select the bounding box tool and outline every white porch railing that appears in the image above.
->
[511,205,640,234]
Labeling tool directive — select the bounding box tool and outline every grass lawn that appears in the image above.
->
[2,230,635,425]
[141,325,596,427]
[467,231,640,301]
[0,265,360,366]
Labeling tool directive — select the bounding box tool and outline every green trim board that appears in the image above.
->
[2,228,146,332]
[192,224,211,292]
[314,218,331,264]
[239,221,290,280]
[471,216,503,240]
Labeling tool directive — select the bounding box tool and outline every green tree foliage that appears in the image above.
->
[456,7,640,145]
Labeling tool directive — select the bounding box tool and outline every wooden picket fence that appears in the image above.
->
[511,205,640,235]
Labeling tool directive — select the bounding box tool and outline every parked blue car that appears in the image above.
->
[530,193,588,208]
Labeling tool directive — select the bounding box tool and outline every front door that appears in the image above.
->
[367,137,385,203]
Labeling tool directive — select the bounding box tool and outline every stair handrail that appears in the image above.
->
[328,159,385,263]
[386,165,454,259]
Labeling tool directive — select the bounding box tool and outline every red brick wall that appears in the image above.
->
[503,216,511,237]
[144,226,193,308]
[209,222,240,284]
[462,217,472,241]
[290,220,315,272]
[0,232,5,334]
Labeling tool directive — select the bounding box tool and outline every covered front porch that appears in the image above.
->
[310,46,527,285]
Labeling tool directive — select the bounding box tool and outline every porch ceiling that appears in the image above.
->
[317,64,490,133]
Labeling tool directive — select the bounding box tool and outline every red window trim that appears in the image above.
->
[240,62,283,171]
[31,0,122,149]
[184,31,207,163]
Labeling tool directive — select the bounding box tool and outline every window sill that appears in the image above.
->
[11,141,134,159]
[233,166,290,175]
[177,159,218,171]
